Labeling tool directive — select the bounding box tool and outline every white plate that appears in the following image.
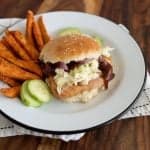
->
[0,11,146,134]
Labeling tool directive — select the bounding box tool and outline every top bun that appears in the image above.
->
[40,34,101,64]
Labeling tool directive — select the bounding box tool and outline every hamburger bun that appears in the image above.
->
[40,34,101,64]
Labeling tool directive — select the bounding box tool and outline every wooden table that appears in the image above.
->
[0,0,149,149]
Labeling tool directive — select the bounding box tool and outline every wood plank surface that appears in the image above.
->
[0,0,149,150]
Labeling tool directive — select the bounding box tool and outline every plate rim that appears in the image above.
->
[0,11,147,134]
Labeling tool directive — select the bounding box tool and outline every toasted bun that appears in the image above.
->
[65,88,99,103]
[40,34,101,64]
[47,76,104,102]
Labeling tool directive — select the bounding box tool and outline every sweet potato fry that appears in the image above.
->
[4,32,30,60]
[10,31,39,60]
[38,16,50,44]
[0,45,42,76]
[1,37,13,50]
[0,74,20,87]
[0,42,16,59]
[33,21,44,50]
[15,60,42,76]
[0,86,21,98]
[0,40,19,58]
[26,10,35,47]
[0,57,40,80]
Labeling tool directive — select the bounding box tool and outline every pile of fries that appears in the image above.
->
[0,10,50,98]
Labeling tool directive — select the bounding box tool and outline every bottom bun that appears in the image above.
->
[47,76,104,102]
[64,88,99,103]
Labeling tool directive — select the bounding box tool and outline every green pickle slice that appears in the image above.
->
[20,81,42,107]
[27,80,52,103]
[58,27,81,36]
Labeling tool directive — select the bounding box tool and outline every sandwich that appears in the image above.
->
[39,34,115,102]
